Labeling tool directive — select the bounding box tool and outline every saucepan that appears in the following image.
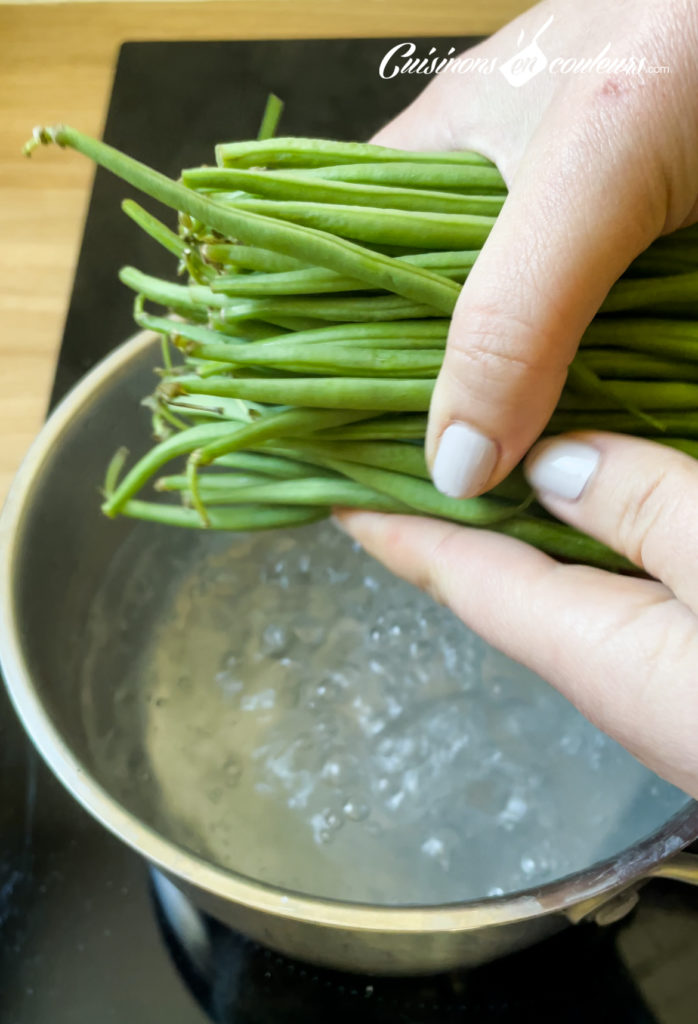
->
[1,330,697,975]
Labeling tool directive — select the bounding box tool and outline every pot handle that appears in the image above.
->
[565,851,698,925]
[647,851,698,885]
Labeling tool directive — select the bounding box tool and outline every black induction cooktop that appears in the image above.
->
[2,38,698,1024]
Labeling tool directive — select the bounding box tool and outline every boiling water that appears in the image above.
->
[81,520,686,905]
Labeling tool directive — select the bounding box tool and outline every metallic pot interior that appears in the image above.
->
[1,331,697,974]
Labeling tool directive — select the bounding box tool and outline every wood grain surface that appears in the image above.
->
[0,0,532,501]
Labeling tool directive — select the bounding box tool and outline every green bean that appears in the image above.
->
[265,441,527,502]
[184,165,504,217]
[213,319,288,341]
[175,374,434,412]
[141,306,449,352]
[262,314,334,332]
[134,308,235,349]
[547,410,698,436]
[558,380,698,411]
[119,500,327,530]
[156,471,268,492]
[188,359,233,379]
[268,161,507,193]
[104,408,371,512]
[265,441,530,502]
[180,337,444,377]
[120,266,230,312]
[264,440,429,479]
[626,227,698,277]
[211,251,476,297]
[214,137,495,169]
[102,420,255,516]
[164,392,255,422]
[222,197,495,250]
[219,294,440,324]
[343,336,447,350]
[159,474,406,511]
[257,93,284,141]
[214,451,340,478]
[580,349,698,381]
[324,458,521,526]
[601,270,698,313]
[565,362,664,431]
[122,200,186,258]
[211,265,381,297]
[493,518,633,572]
[122,201,214,285]
[623,247,698,278]
[253,319,451,346]
[202,243,308,272]
[194,408,377,465]
[26,126,461,315]
[581,318,698,361]
[318,415,428,440]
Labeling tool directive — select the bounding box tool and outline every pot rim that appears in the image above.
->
[2,329,697,936]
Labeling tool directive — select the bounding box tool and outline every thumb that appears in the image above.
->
[428,98,667,499]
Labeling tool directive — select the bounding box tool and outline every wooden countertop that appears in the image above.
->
[0,0,531,502]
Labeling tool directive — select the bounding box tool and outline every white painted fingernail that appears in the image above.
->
[432,422,498,498]
[526,440,600,501]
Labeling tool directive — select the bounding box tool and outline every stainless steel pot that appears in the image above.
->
[1,330,697,975]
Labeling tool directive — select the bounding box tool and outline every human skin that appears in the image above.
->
[337,0,698,799]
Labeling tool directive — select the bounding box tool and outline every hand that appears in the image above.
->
[337,433,698,798]
[373,0,698,497]
[340,0,698,799]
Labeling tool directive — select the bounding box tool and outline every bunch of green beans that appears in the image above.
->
[23,107,698,572]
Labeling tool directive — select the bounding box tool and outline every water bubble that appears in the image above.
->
[375,735,423,776]
[305,674,347,710]
[261,625,290,658]
[343,799,370,822]
[321,754,359,787]
[311,807,344,844]
[559,733,583,756]
[241,689,276,712]
[498,793,528,828]
[215,669,244,698]
[520,856,537,876]
[422,835,444,859]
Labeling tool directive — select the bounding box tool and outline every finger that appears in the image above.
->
[335,508,698,796]
[525,432,698,611]
[427,82,668,499]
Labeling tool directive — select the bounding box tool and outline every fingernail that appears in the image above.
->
[432,422,498,498]
[526,440,600,500]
